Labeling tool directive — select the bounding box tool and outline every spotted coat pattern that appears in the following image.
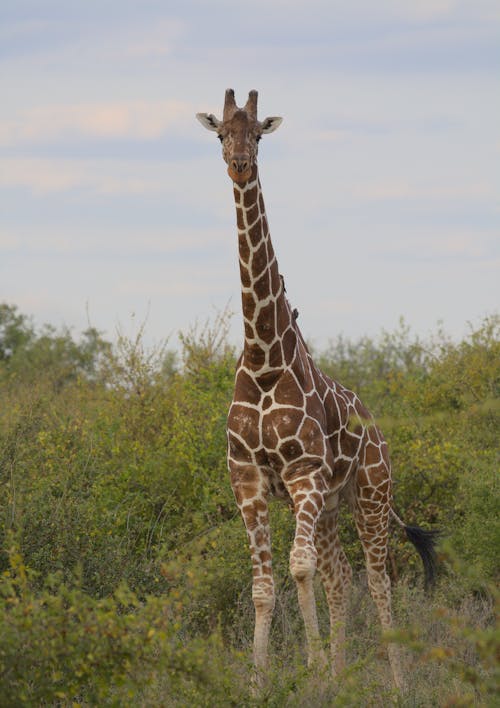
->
[227,166,401,684]
[197,91,404,689]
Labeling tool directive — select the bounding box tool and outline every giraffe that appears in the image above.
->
[196,89,438,689]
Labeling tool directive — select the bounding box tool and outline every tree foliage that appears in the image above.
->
[0,303,498,704]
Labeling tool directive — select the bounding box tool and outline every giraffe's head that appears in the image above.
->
[196,89,283,184]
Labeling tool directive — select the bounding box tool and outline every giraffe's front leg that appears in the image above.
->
[230,464,274,674]
[285,463,329,669]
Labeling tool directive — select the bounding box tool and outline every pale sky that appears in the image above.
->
[1,1,499,350]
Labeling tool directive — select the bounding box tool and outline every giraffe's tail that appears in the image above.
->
[389,508,441,590]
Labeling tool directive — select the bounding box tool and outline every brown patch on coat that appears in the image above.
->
[238,231,250,260]
[236,206,245,231]
[299,416,326,457]
[228,431,253,464]
[276,305,291,336]
[364,442,381,467]
[243,185,258,208]
[274,371,304,406]
[282,327,297,359]
[228,404,260,449]
[244,343,266,368]
[252,240,268,278]
[248,218,264,247]
[230,466,262,505]
[246,203,259,226]
[234,369,263,405]
[263,407,304,445]
[338,428,362,459]
[253,269,270,300]
[239,263,251,287]
[305,390,323,418]
[241,291,256,320]
[255,300,276,344]
[280,439,304,461]
[268,340,284,368]
[254,448,269,466]
[256,369,281,390]
[270,268,281,297]
[324,390,341,435]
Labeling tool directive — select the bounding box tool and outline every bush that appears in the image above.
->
[0,544,169,705]
[0,304,498,703]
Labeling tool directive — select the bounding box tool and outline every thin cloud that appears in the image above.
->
[370,229,497,262]
[0,10,183,65]
[351,181,495,203]
[0,157,202,196]
[0,101,192,147]
[0,224,228,257]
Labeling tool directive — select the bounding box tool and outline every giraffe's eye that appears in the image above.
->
[217,134,224,142]
[256,135,262,143]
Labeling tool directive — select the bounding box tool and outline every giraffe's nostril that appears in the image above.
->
[231,156,250,173]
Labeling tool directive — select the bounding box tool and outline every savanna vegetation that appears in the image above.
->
[0,302,498,706]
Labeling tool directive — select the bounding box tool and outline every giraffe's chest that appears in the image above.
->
[227,393,330,473]
[230,363,328,449]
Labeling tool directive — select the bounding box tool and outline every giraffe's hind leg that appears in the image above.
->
[315,498,352,676]
[353,462,404,690]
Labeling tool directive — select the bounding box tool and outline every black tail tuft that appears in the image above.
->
[404,525,441,591]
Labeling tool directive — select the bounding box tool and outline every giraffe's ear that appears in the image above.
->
[196,113,221,132]
[260,116,283,134]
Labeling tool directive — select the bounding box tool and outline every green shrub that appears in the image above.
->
[0,304,498,704]
[0,544,255,706]
[0,545,166,705]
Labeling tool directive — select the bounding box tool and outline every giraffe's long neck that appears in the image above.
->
[233,165,297,375]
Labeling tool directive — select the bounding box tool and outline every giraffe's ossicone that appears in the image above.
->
[196,89,439,690]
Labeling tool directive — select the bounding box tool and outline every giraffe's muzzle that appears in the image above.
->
[228,154,252,184]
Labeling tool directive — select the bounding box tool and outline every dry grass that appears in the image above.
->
[217,572,498,707]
